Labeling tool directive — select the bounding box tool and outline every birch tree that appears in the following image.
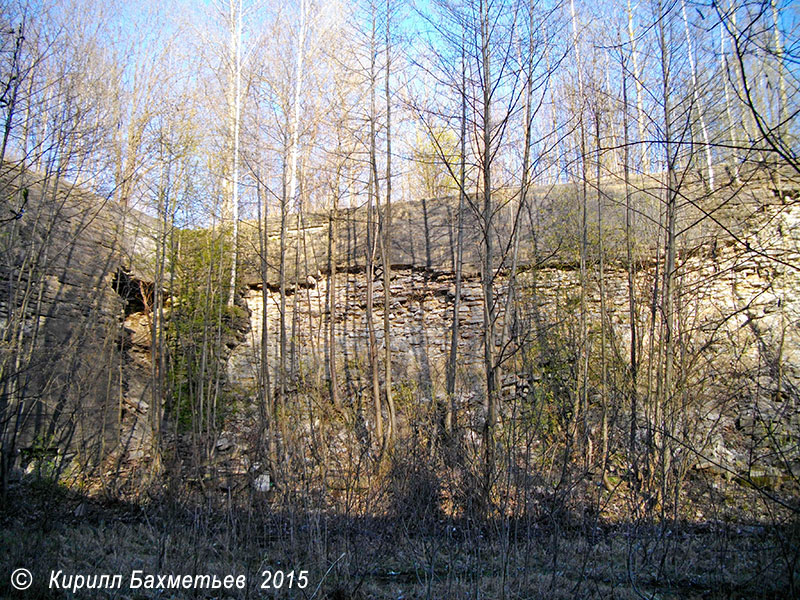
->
[226,0,243,306]
[381,0,396,445]
[680,0,714,191]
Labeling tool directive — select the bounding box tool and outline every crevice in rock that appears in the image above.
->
[112,268,149,316]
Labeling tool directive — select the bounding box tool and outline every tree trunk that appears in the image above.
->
[595,108,610,486]
[627,0,650,174]
[445,40,467,435]
[571,0,589,460]
[227,0,243,306]
[621,46,640,492]
[255,170,274,462]
[328,195,340,409]
[480,0,498,508]
[382,0,396,445]
[367,5,383,450]
[680,0,714,191]
[279,147,288,424]
[658,0,678,510]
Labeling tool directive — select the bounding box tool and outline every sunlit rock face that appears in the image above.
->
[228,269,487,389]
[228,190,800,479]
[4,161,798,483]
[230,198,800,392]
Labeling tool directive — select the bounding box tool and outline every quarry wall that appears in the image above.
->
[2,164,798,484]
[229,197,800,393]
[0,167,159,473]
[227,193,800,480]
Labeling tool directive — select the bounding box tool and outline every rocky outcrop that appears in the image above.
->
[0,166,159,475]
[2,161,797,490]
[228,182,800,486]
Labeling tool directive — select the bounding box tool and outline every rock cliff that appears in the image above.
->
[0,165,159,478]
[2,163,798,490]
[228,176,800,487]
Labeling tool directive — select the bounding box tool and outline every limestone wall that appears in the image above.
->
[228,198,800,394]
[3,161,797,482]
[227,196,800,479]
[0,166,159,471]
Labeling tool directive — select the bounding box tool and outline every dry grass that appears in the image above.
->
[1,476,797,600]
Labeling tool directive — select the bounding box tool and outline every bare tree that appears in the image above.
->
[226,0,244,306]
[366,0,383,450]
[379,0,396,447]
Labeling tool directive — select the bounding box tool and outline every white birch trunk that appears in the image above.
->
[227,0,243,305]
[681,0,714,191]
[288,0,307,218]
[627,0,650,174]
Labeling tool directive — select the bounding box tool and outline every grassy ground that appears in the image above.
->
[1,477,797,600]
